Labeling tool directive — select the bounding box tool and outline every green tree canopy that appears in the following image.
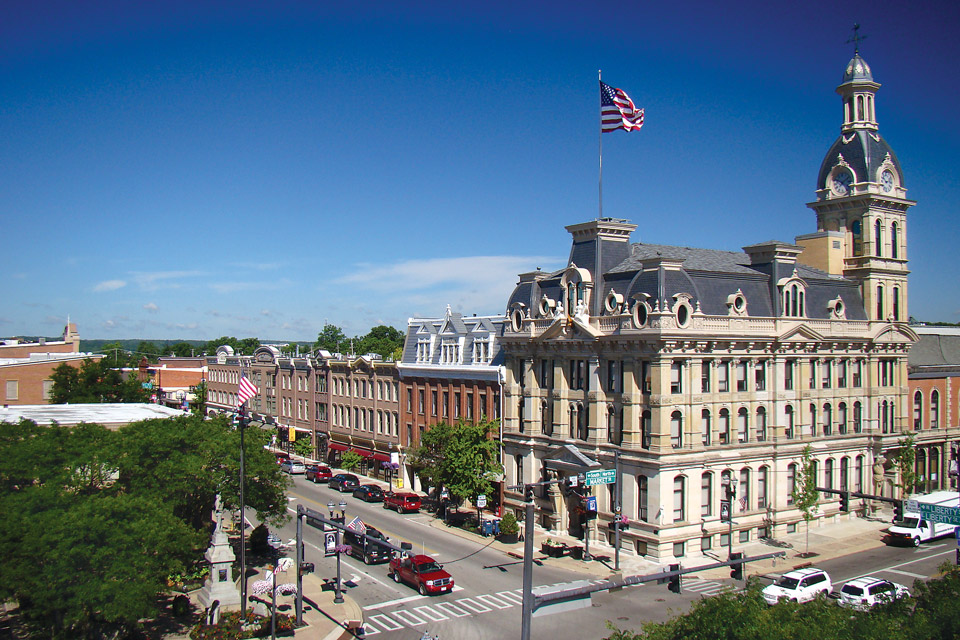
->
[791,444,821,555]
[356,325,405,360]
[201,336,261,356]
[408,418,503,504]
[314,323,348,353]
[895,433,918,498]
[0,414,289,638]
[50,358,149,404]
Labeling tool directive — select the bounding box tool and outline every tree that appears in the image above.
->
[791,445,820,556]
[169,341,194,357]
[894,433,918,498]
[98,341,135,368]
[135,341,162,363]
[355,325,404,359]
[293,437,314,459]
[50,358,149,404]
[315,323,348,353]
[340,450,363,472]
[408,419,503,505]
[188,380,207,415]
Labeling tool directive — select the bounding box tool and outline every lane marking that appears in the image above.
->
[435,602,471,617]
[456,597,491,613]
[413,605,449,622]
[391,609,427,626]
[838,548,956,584]
[497,590,524,604]
[367,614,403,631]
[476,594,513,609]
[885,568,927,579]
[364,594,425,611]
[359,622,381,636]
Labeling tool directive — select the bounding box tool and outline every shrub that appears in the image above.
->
[249,524,269,555]
[499,510,519,535]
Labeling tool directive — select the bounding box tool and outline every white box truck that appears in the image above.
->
[888,491,960,547]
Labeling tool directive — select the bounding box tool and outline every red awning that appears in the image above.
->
[328,442,348,451]
[350,448,374,458]
[372,453,391,463]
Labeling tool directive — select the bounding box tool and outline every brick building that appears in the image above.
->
[0,324,102,405]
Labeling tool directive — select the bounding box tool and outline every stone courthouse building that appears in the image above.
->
[498,52,937,560]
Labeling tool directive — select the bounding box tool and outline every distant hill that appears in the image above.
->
[80,339,208,357]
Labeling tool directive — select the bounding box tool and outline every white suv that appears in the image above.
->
[839,577,910,610]
[762,567,832,604]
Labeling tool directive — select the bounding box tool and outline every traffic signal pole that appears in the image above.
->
[520,489,535,640]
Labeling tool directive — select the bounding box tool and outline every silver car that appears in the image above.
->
[280,460,306,475]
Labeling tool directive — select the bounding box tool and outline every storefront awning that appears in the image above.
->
[351,448,374,458]
[372,453,391,463]
[329,442,348,452]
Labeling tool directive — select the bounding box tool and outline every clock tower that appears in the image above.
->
[798,51,915,323]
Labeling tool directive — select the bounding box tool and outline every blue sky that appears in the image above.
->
[3,1,958,341]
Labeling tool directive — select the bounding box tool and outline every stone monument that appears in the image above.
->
[197,494,241,619]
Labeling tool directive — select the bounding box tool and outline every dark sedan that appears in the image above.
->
[329,473,360,492]
[353,484,385,502]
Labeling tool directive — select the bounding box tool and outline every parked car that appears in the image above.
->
[343,526,391,564]
[839,577,910,610]
[305,465,333,483]
[275,453,290,465]
[329,473,360,492]
[279,460,306,475]
[761,567,832,604]
[353,484,385,502]
[384,492,422,513]
[389,553,454,595]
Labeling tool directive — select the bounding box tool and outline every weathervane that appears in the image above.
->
[847,23,867,54]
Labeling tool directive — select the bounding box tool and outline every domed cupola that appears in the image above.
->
[814,51,905,201]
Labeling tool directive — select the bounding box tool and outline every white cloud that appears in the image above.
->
[94,279,127,292]
[143,302,159,311]
[339,256,554,292]
[209,278,292,294]
[131,270,206,291]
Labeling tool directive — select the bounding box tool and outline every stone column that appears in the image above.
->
[198,495,241,617]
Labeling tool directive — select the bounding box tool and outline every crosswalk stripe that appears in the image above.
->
[413,605,449,622]
[456,597,492,613]
[886,568,927,579]
[359,622,381,636]
[477,594,513,609]
[498,590,524,604]
[391,609,427,626]
[368,614,403,631]
[436,602,471,617]
[684,581,722,592]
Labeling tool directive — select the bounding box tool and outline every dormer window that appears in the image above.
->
[416,339,431,363]
[472,336,493,364]
[440,340,460,365]
[780,279,806,318]
[560,266,592,318]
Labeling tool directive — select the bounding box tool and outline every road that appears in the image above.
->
[264,474,958,639]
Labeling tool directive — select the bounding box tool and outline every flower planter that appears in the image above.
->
[497,532,519,544]
[541,543,566,558]
[569,546,584,560]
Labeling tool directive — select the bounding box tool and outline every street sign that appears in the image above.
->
[919,502,960,526]
[476,495,487,508]
[324,532,337,557]
[585,469,616,486]
[720,500,731,523]
[586,496,597,513]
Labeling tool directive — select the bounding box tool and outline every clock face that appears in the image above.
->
[832,170,853,196]
[881,170,894,192]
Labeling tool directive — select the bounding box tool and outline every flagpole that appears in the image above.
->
[598,69,603,220]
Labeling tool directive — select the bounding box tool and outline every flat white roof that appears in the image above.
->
[0,352,100,367]
[0,403,189,426]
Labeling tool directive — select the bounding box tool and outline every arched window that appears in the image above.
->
[719,408,731,444]
[853,401,863,432]
[930,448,941,490]
[823,403,832,436]
[673,476,686,522]
[515,454,524,485]
[891,222,899,259]
[701,409,712,446]
[875,220,883,257]
[641,410,651,449]
[857,95,864,120]
[877,285,884,320]
[855,455,864,492]
[577,402,587,440]
[914,391,923,430]
[637,475,649,522]
[838,402,848,434]
[756,406,767,442]
[840,457,850,491]
[541,400,552,436]
[851,220,863,255]
[810,403,818,437]
[758,466,769,509]
[739,468,751,512]
[824,458,834,489]
[931,390,940,429]
[568,403,577,439]
[737,407,749,443]
[881,400,889,433]
[671,411,683,449]
[893,287,900,321]
[785,405,795,439]
[701,472,713,518]
[787,463,797,505]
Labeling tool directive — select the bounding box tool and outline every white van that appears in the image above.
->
[888,491,960,547]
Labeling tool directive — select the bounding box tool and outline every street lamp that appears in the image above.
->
[327,500,347,604]
[721,475,736,561]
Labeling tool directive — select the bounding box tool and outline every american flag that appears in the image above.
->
[600,81,644,132]
[347,516,366,535]
[739,496,747,512]
[237,375,259,407]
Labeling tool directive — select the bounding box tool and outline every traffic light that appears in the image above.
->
[730,552,744,581]
[668,563,682,594]
[839,491,849,513]
[893,500,903,523]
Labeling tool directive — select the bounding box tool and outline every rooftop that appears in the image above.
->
[0,403,189,427]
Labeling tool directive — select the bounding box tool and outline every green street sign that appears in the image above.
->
[585,469,616,486]
[919,503,960,526]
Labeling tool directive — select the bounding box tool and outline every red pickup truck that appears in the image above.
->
[389,554,454,595]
